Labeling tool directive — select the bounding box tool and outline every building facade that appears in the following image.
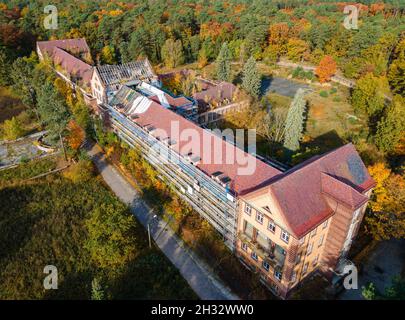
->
[38,38,375,299]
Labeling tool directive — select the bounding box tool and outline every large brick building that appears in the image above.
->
[37,38,375,299]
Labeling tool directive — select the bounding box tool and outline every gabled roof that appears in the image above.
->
[37,38,90,57]
[52,47,93,88]
[109,87,282,194]
[268,143,375,238]
[96,60,156,86]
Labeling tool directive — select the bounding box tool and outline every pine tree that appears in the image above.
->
[241,56,261,98]
[91,278,105,300]
[37,81,70,142]
[216,42,231,82]
[283,88,307,152]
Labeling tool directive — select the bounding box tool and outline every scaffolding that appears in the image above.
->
[102,103,239,250]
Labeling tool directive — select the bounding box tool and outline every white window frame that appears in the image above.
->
[303,262,309,274]
[318,234,324,247]
[296,253,301,264]
[299,236,305,244]
[251,251,258,261]
[311,227,317,238]
[268,220,276,233]
[241,242,248,251]
[256,212,264,224]
[323,219,328,229]
[313,254,319,266]
[274,270,282,281]
[281,230,290,243]
[307,242,313,256]
[291,271,297,282]
[244,203,252,215]
[262,261,270,271]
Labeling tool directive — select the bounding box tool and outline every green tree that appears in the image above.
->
[10,56,37,111]
[36,81,70,142]
[351,73,389,118]
[85,203,137,270]
[161,39,184,68]
[91,278,105,300]
[2,117,24,141]
[388,39,405,96]
[283,88,307,152]
[362,277,405,300]
[375,95,405,152]
[0,48,11,86]
[216,42,231,82]
[241,56,261,99]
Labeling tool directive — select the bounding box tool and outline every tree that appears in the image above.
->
[362,277,405,300]
[216,42,231,82]
[351,73,389,117]
[260,109,287,144]
[0,48,11,86]
[10,56,37,111]
[366,163,405,240]
[388,39,405,95]
[375,95,405,152]
[36,81,70,142]
[161,39,184,68]
[315,55,336,83]
[85,202,137,269]
[100,45,116,65]
[2,117,24,141]
[283,88,307,152]
[286,38,309,62]
[91,278,105,300]
[241,56,261,99]
[66,120,85,151]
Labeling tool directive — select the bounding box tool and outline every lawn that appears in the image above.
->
[0,157,197,300]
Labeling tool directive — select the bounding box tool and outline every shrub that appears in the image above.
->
[319,90,329,98]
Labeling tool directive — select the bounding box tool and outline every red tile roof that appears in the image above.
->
[321,173,368,210]
[268,143,375,237]
[117,100,282,194]
[52,47,93,88]
[37,38,90,57]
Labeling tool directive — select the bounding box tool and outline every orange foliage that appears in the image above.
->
[66,120,85,151]
[268,23,289,46]
[315,55,337,83]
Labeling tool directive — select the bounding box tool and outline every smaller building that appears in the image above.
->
[91,61,158,104]
[193,79,238,112]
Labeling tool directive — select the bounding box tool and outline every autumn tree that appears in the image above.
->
[268,23,289,55]
[216,42,231,82]
[85,202,137,269]
[287,38,309,62]
[366,163,405,240]
[259,109,287,144]
[315,55,336,83]
[161,39,184,68]
[66,120,85,151]
[2,116,24,141]
[241,56,261,99]
[283,88,307,152]
[100,45,116,65]
[351,73,389,117]
[375,95,405,152]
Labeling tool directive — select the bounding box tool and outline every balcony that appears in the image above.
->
[238,232,285,269]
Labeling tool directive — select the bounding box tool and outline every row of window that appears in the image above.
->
[241,243,283,281]
[244,204,290,244]
[245,203,330,245]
